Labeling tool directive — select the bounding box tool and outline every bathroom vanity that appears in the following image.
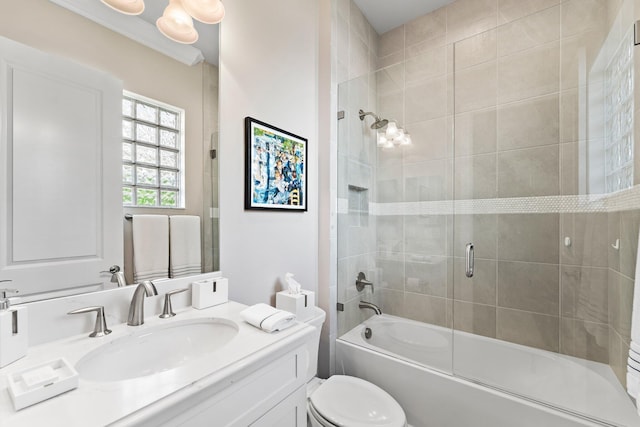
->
[0,297,314,426]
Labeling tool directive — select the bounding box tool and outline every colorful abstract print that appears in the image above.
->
[250,126,305,208]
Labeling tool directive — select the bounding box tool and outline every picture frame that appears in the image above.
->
[244,117,308,211]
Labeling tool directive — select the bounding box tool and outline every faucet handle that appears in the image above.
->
[68,306,112,338]
[0,285,17,310]
[160,288,189,319]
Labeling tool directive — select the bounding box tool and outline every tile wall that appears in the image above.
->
[336,0,640,389]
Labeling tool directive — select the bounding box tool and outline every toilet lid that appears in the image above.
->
[309,375,406,427]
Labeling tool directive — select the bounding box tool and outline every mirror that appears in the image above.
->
[0,0,219,300]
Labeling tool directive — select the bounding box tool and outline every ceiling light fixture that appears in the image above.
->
[100,0,145,15]
[99,0,225,45]
[182,0,225,24]
[156,0,199,44]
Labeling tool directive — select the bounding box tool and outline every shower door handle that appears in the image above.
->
[465,243,474,278]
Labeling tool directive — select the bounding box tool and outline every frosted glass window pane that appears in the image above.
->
[160,129,177,148]
[122,98,133,117]
[160,110,178,129]
[123,187,133,205]
[122,142,133,162]
[136,145,157,165]
[136,166,157,186]
[136,103,157,124]
[160,150,177,168]
[122,165,134,184]
[136,123,157,144]
[160,170,177,187]
[161,191,177,207]
[137,189,157,206]
[123,120,133,140]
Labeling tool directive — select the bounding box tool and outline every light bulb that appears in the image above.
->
[392,128,405,145]
[182,0,225,24]
[377,132,388,147]
[385,121,400,139]
[101,0,145,15]
[156,0,199,44]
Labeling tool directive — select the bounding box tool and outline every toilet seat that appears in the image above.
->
[308,375,406,427]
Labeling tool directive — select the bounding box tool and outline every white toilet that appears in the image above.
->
[304,307,407,427]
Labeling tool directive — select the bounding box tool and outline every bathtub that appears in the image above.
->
[336,314,640,427]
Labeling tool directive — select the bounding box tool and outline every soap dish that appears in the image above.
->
[6,358,79,410]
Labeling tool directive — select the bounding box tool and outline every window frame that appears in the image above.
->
[121,90,186,209]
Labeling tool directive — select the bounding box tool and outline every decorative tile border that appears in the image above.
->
[337,186,640,216]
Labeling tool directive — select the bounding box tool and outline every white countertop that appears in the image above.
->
[0,301,314,427]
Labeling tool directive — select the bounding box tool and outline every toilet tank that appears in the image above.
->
[303,306,326,382]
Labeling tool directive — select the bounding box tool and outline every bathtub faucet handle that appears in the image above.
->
[356,272,374,293]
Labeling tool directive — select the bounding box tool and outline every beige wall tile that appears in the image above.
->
[498,145,560,197]
[497,94,559,151]
[561,266,608,323]
[454,154,498,199]
[608,211,621,272]
[454,60,497,113]
[349,0,369,44]
[378,91,404,127]
[619,209,640,278]
[453,214,498,259]
[609,328,627,387]
[454,108,497,156]
[498,261,560,315]
[446,0,497,44]
[405,45,447,84]
[560,88,581,143]
[561,213,609,267]
[376,215,403,253]
[453,258,497,305]
[497,308,559,352]
[376,256,405,292]
[560,318,608,363]
[609,270,634,341]
[377,51,404,70]
[497,6,560,57]
[404,117,452,163]
[559,141,581,195]
[560,30,605,90]
[405,256,449,297]
[375,64,404,96]
[561,0,607,38]
[498,0,560,25]
[454,29,497,70]
[379,25,405,58]
[379,288,405,317]
[453,301,497,338]
[405,75,448,123]
[405,7,447,48]
[498,41,559,104]
[349,30,371,80]
[404,292,448,326]
[404,215,448,256]
[498,214,559,263]
[404,159,453,202]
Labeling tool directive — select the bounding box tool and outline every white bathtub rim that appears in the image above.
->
[336,338,605,427]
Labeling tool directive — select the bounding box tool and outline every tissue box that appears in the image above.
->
[7,358,79,411]
[276,290,315,322]
[192,278,228,309]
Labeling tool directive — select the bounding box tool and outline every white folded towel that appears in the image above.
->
[240,303,296,333]
[132,215,169,282]
[169,215,202,278]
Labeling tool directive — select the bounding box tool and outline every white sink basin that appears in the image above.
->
[76,318,239,382]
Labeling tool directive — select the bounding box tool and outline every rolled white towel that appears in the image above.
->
[240,303,296,333]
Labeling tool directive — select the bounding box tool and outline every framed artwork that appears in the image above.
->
[245,117,308,211]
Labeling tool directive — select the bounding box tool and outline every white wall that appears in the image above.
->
[219,0,320,304]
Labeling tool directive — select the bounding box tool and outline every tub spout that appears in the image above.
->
[359,301,382,315]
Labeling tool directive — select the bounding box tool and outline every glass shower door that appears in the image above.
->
[451,2,635,425]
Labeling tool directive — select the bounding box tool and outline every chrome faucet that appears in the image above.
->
[359,301,382,315]
[127,280,158,326]
[101,265,127,287]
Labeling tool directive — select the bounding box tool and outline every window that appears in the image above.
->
[121,91,185,208]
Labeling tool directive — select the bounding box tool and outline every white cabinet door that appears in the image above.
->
[249,387,307,427]
[0,36,123,296]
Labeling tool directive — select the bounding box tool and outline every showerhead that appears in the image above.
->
[358,109,389,130]
[370,118,388,129]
